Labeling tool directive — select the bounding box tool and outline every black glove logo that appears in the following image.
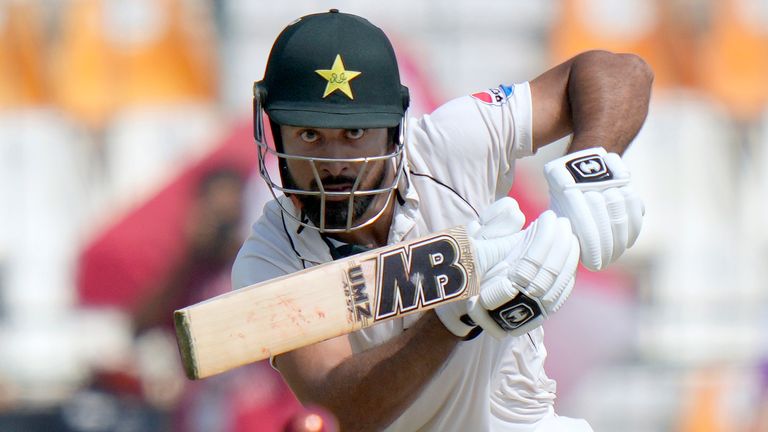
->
[490,300,538,331]
[566,154,613,183]
[501,304,533,326]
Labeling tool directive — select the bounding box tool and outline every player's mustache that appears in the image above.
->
[310,175,357,191]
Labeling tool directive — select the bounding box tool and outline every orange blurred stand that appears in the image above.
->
[550,0,680,90]
[676,368,729,432]
[50,0,217,129]
[698,0,768,121]
[0,0,47,109]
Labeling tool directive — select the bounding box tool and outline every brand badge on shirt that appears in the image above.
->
[471,84,514,106]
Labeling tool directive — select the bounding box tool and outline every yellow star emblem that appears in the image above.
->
[315,54,361,99]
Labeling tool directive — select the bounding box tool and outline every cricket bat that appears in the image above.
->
[174,226,479,380]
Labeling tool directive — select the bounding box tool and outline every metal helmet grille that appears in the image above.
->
[252,10,410,233]
[254,101,408,233]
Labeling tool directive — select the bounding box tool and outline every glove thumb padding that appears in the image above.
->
[468,197,526,276]
[467,197,525,239]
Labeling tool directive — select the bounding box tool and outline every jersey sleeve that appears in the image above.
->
[408,82,533,202]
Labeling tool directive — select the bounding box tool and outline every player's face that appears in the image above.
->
[279,126,395,229]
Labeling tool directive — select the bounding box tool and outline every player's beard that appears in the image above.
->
[289,163,388,230]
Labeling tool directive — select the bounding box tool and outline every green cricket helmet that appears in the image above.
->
[254,9,410,233]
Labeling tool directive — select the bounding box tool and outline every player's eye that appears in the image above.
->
[345,129,365,140]
[299,130,319,143]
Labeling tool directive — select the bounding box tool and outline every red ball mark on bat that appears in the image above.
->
[277,295,310,326]
[316,310,326,319]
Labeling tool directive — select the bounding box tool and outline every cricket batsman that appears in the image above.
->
[233,9,651,431]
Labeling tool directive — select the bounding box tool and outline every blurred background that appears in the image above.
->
[1,0,768,430]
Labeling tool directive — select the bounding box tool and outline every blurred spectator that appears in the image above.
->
[133,168,245,333]
[84,167,303,431]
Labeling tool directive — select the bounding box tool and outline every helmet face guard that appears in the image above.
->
[253,10,410,233]
[254,89,408,232]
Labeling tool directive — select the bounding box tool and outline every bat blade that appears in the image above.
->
[174,226,479,380]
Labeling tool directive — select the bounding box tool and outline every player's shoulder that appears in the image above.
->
[232,199,303,289]
[409,82,529,148]
[243,199,288,248]
[421,82,524,120]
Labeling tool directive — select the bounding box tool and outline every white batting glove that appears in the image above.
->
[544,147,644,271]
[467,211,580,339]
[436,197,525,338]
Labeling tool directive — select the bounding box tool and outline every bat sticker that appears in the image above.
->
[344,264,372,325]
[374,235,468,320]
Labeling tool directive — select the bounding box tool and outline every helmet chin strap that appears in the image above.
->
[268,118,292,194]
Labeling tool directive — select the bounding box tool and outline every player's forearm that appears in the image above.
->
[299,311,459,431]
[566,50,654,155]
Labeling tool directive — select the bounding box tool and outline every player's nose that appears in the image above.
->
[317,142,357,177]
[319,159,351,178]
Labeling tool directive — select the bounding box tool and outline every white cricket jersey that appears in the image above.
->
[233,83,579,431]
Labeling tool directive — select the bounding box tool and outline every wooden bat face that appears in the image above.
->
[174,226,478,380]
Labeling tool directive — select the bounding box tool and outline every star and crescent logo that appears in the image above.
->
[315,54,361,99]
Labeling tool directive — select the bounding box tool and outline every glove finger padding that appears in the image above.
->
[528,217,574,299]
[472,232,529,276]
[469,211,580,339]
[584,190,613,269]
[622,185,644,248]
[603,187,628,263]
[545,147,643,271]
[541,235,579,313]
[439,197,526,338]
[477,260,519,307]
[606,150,644,246]
[509,211,557,289]
[562,188,602,270]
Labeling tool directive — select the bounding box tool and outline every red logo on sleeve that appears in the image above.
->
[471,85,515,106]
